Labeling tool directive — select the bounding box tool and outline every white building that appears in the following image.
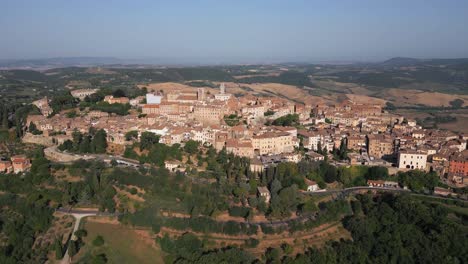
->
[146,93,163,104]
[214,83,232,101]
[306,180,319,192]
[71,89,99,101]
[397,150,427,170]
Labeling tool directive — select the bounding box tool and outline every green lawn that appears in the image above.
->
[74,220,164,264]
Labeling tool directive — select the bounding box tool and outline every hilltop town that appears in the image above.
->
[23,82,468,191]
[0,67,467,263]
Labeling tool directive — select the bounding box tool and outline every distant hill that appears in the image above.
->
[382,57,468,67]
[381,57,422,66]
[0,57,123,69]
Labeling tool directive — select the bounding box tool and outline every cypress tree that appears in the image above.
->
[54,237,63,259]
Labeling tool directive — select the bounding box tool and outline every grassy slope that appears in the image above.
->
[75,220,164,264]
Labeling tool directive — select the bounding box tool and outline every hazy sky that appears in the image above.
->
[1,0,468,62]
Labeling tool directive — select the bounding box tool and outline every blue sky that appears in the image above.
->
[1,0,468,62]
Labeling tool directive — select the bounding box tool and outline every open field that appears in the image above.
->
[395,108,468,133]
[344,93,386,105]
[75,218,164,264]
[241,83,329,104]
[380,89,468,107]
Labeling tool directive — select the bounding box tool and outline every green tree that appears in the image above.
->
[58,140,73,151]
[125,130,139,141]
[79,135,91,153]
[93,235,105,246]
[72,130,83,151]
[366,166,389,180]
[74,229,88,238]
[54,237,63,259]
[92,129,108,153]
[28,122,42,135]
[449,99,464,108]
[140,131,160,150]
[184,140,200,154]
[1,106,8,129]
[112,89,126,98]
[68,240,78,257]
[272,114,299,126]
[90,253,108,264]
[339,138,348,160]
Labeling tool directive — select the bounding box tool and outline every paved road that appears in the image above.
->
[56,207,121,216]
[57,208,121,264]
[59,212,97,264]
[305,186,467,202]
[305,186,411,196]
[46,146,143,167]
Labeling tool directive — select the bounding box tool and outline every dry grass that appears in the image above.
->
[438,115,468,133]
[345,94,387,105]
[74,219,164,264]
[383,89,468,107]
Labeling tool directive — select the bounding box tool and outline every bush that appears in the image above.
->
[92,235,105,246]
[228,206,251,218]
[74,229,88,238]
[129,187,138,195]
[245,238,259,248]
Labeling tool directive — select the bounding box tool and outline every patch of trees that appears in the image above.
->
[397,170,439,192]
[288,199,351,233]
[289,193,468,263]
[107,167,155,189]
[112,88,126,98]
[0,193,54,263]
[337,165,389,187]
[161,216,258,236]
[185,80,217,88]
[49,92,78,115]
[204,146,251,183]
[332,138,348,160]
[62,160,117,211]
[417,115,458,129]
[224,114,241,126]
[158,233,254,264]
[0,102,39,139]
[384,101,396,111]
[184,140,200,155]
[139,131,160,150]
[333,71,414,88]
[28,121,42,135]
[124,130,138,141]
[89,101,130,115]
[139,142,183,167]
[271,114,299,127]
[228,206,251,218]
[59,128,107,154]
[450,98,464,108]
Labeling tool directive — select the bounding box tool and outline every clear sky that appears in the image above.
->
[1,0,468,62]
